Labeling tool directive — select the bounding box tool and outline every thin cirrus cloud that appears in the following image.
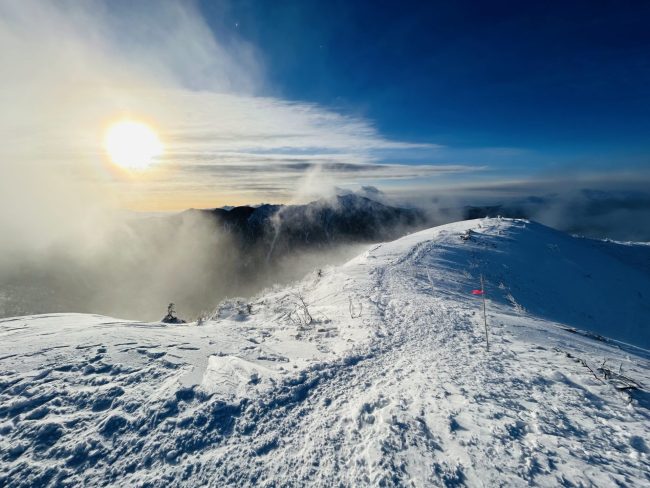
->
[173,158,484,202]
[0,0,487,211]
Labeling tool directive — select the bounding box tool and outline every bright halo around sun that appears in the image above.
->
[104,120,163,171]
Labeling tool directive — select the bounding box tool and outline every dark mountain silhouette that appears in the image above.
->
[182,194,426,259]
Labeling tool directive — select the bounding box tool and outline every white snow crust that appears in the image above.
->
[1,218,649,486]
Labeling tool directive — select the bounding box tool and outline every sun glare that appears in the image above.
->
[104,120,163,171]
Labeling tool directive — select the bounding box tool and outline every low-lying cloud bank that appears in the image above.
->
[0,192,421,321]
[526,189,650,242]
[400,175,650,242]
[0,209,370,321]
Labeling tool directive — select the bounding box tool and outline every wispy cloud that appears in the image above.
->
[185,161,478,175]
[0,0,476,211]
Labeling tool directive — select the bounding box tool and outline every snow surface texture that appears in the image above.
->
[1,218,649,487]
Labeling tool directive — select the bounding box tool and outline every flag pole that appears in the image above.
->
[481,274,489,352]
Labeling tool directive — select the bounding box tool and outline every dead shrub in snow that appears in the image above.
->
[289,292,313,327]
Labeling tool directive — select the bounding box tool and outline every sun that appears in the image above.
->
[104,120,163,171]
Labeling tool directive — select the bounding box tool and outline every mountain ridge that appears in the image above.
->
[182,194,425,256]
[1,218,649,486]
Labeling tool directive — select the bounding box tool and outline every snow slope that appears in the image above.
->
[1,218,649,487]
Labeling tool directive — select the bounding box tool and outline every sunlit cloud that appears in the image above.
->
[0,0,474,212]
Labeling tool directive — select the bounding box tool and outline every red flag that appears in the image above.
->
[471,289,484,295]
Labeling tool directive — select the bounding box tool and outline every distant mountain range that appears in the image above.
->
[181,194,426,259]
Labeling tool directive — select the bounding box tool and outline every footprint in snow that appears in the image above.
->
[137,348,166,359]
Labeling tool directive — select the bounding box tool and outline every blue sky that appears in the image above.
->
[2,0,650,212]
[200,0,650,174]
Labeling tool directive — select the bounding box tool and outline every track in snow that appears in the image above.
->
[1,218,649,487]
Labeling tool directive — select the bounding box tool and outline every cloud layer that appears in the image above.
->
[0,0,478,212]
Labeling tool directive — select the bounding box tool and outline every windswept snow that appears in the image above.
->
[1,218,649,487]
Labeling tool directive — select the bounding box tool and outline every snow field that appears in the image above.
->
[1,218,649,486]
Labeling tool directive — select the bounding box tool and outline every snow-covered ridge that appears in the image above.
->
[1,218,649,486]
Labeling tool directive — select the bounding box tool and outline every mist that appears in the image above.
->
[402,175,650,242]
[0,208,369,321]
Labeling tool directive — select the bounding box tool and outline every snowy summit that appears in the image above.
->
[1,218,649,486]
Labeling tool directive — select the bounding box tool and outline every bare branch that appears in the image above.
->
[290,292,313,326]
